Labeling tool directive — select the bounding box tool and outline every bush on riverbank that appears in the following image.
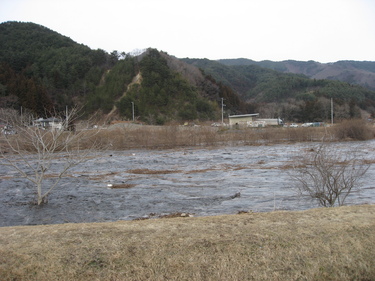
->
[334,119,374,141]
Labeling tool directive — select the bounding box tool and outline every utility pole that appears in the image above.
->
[221,98,225,125]
[66,105,68,130]
[131,102,135,122]
[331,98,333,125]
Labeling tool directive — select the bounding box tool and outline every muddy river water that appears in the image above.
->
[1,141,374,226]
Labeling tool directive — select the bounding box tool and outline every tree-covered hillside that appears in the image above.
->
[2,21,375,124]
[87,49,252,124]
[0,22,250,124]
[183,58,375,121]
[185,58,375,103]
[0,21,114,116]
[218,58,375,91]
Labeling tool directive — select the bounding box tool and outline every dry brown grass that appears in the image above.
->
[334,119,374,141]
[89,125,335,150]
[128,168,182,174]
[0,205,374,281]
[94,124,374,150]
[110,183,136,189]
[185,168,217,174]
[2,123,374,152]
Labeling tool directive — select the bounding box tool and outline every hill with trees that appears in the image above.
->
[82,48,252,124]
[0,21,117,116]
[2,21,375,124]
[183,58,375,122]
[0,21,250,124]
[218,58,375,91]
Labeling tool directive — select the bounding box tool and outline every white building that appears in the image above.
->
[33,117,63,130]
[228,113,259,127]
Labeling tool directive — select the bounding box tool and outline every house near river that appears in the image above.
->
[32,117,63,130]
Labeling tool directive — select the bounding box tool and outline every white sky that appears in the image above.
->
[1,0,375,63]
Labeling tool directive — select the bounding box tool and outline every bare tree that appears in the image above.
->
[288,142,371,207]
[0,107,101,205]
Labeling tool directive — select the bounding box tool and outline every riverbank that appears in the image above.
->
[1,204,374,280]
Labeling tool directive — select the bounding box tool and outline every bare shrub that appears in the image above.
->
[0,107,102,205]
[288,142,371,207]
[334,119,374,141]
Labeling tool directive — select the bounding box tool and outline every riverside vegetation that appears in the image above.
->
[83,118,374,150]
[2,118,373,152]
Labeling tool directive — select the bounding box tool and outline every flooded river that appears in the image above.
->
[1,141,374,226]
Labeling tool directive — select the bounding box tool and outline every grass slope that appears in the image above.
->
[1,205,374,280]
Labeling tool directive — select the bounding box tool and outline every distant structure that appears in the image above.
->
[228,113,259,127]
[32,117,63,130]
[228,113,283,127]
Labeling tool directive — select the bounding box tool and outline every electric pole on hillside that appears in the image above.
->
[331,98,334,125]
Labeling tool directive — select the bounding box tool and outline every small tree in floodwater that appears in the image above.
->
[288,142,371,207]
[0,107,101,205]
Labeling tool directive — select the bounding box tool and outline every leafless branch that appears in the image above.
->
[288,142,371,207]
[0,106,102,205]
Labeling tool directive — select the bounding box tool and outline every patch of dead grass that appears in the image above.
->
[158,212,194,219]
[364,159,375,164]
[184,168,217,174]
[279,163,308,170]
[110,183,136,189]
[232,164,250,170]
[0,205,374,281]
[128,168,182,174]
[74,172,119,181]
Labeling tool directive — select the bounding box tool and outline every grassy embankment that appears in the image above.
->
[88,119,374,150]
[1,119,373,151]
[1,205,374,280]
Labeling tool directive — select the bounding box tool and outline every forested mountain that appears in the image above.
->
[2,21,375,124]
[0,21,248,123]
[183,58,375,122]
[86,49,251,124]
[0,21,115,115]
[218,58,375,91]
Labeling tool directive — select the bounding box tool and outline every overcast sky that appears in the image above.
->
[1,0,375,63]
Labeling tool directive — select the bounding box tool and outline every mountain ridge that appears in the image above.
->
[217,58,375,91]
[1,21,375,124]
[0,22,249,124]
[182,57,375,122]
